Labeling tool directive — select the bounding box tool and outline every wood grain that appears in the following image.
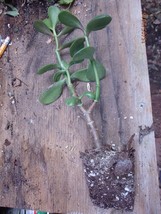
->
[0,0,160,213]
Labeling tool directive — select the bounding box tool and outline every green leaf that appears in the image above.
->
[34,20,53,36]
[37,64,60,74]
[43,18,53,31]
[5,10,19,17]
[86,14,112,36]
[59,39,75,50]
[82,91,95,100]
[62,61,69,69]
[48,6,60,29]
[39,79,65,105]
[53,71,65,82]
[58,10,83,29]
[71,68,89,82]
[70,37,85,57]
[59,0,74,4]
[5,4,19,17]
[87,60,106,81]
[72,47,95,62]
[58,26,75,37]
[65,96,81,106]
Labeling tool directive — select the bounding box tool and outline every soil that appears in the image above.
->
[141,0,161,138]
[81,146,135,211]
[141,0,161,190]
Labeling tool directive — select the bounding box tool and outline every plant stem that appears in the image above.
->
[79,103,101,149]
[54,30,101,149]
[53,29,75,96]
[84,35,100,102]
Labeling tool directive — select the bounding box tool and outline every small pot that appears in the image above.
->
[80,146,135,211]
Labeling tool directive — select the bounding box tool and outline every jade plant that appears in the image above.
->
[34,6,135,211]
[34,6,111,148]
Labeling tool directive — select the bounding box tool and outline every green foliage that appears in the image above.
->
[53,70,65,82]
[59,39,76,50]
[65,96,81,106]
[58,26,74,37]
[4,3,19,17]
[48,6,60,28]
[34,20,53,36]
[37,64,60,74]
[70,37,85,57]
[59,0,74,5]
[86,14,112,36]
[39,79,65,105]
[72,47,95,62]
[87,60,106,81]
[81,91,96,100]
[43,18,53,31]
[34,6,112,105]
[71,68,89,82]
[58,10,83,29]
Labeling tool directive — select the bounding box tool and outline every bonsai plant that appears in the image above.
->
[34,5,135,211]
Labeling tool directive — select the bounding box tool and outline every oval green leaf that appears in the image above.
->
[48,6,60,29]
[39,79,65,105]
[82,91,95,100]
[53,71,65,82]
[59,39,75,50]
[72,47,95,62]
[87,60,106,81]
[58,10,83,29]
[5,4,19,17]
[86,14,112,36]
[58,26,75,37]
[43,18,53,31]
[70,37,85,57]
[34,20,53,36]
[65,96,81,106]
[59,0,74,4]
[37,64,60,74]
[71,68,89,82]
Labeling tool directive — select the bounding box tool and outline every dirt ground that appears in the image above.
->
[141,0,161,187]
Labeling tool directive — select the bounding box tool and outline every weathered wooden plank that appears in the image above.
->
[0,0,160,213]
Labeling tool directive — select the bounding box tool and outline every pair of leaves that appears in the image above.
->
[58,10,112,36]
[66,91,96,107]
[71,60,106,82]
[37,63,65,82]
[34,6,60,35]
[71,47,95,64]
[60,36,94,65]
[34,7,82,36]
[40,79,65,105]
[34,7,112,38]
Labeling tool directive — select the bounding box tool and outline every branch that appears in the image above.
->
[79,103,101,149]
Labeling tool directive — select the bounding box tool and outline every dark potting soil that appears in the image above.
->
[81,146,135,211]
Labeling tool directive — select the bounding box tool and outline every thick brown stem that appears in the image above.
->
[79,103,101,149]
